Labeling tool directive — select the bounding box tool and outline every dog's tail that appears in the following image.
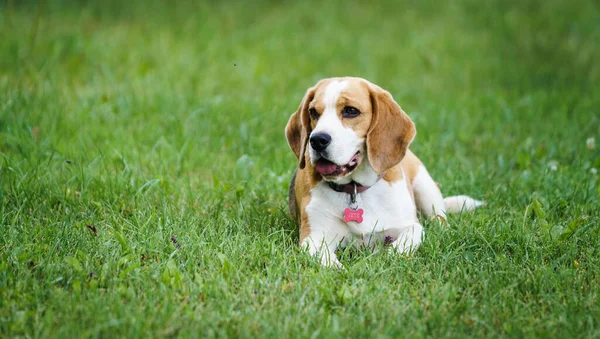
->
[443,195,485,214]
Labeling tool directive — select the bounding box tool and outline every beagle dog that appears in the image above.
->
[285,77,483,267]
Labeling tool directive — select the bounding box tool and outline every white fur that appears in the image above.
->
[303,175,424,267]
[342,155,380,186]
[443,195,485,213]
[309,80,363,175]
[412,165,447,218]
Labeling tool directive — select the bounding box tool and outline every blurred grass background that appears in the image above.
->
[1,0,599,337]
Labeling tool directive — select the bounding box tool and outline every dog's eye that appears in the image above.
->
[309,108,319,120]
[342,106,360,118]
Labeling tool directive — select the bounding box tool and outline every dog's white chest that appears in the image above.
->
[306,179,418,242]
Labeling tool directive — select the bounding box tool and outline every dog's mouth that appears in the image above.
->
[314,152,360,177]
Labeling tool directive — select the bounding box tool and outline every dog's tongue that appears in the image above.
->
[315,159,339,175]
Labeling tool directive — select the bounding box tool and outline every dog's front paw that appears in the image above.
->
[391,223,424,255]
[321,256,343,268]
[303,236,343,268]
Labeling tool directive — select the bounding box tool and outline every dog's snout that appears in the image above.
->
[310,133,332,152]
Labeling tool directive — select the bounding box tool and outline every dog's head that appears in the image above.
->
[286,77,416,182]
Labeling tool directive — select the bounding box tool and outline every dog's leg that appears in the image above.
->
[412,166,447,218]
[302,232,343,268]
[391,222,424,254]
[413,166,484,216]
[288,168,298,221]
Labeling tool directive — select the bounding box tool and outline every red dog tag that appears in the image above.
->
[344,208,364,223]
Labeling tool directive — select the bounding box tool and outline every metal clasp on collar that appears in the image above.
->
[349,182,358,210]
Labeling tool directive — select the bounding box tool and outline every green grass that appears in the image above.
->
[1,0,599,337]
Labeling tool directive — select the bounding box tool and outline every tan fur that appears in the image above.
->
[286,86,318,169]
[294,162,321,243]
[366,83,416,174]
[382,164,404,183]
[332,81,373,134]
[400,150,423,185]
[378,150,423,185]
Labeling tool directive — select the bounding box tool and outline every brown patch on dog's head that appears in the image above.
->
[327,79,373,139]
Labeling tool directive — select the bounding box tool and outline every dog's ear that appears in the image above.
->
[285,86,316,169]
[366,84,416,174]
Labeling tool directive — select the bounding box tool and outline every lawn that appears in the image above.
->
[1,0,599,337]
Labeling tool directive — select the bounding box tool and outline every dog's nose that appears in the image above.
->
[310,133,332,152]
